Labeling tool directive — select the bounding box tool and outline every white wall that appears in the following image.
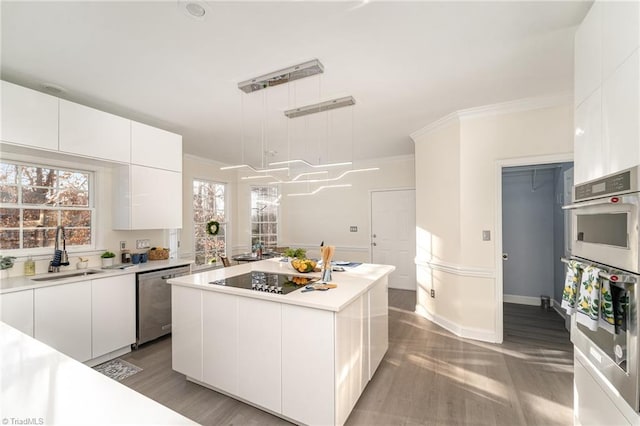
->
[276,155,415,262]
[502,169,555,301]
[412,98,573,342]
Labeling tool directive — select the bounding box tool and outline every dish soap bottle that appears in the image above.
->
[24,256,35,276]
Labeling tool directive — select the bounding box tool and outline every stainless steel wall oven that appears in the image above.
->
[564,166,640,411]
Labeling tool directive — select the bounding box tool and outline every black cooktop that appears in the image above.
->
[208,271,318,295]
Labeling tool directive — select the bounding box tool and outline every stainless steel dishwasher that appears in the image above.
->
[135,265,191,348]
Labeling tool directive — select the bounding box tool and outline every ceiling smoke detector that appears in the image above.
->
[238,59,324,94]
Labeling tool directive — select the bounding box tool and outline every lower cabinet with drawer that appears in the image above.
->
[0,289,34,337]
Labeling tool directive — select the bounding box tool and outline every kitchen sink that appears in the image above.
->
[31,270,105,282]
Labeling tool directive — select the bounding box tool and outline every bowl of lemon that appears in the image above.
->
[290,258,317,273]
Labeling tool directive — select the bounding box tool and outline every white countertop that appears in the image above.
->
[167,258,395,312]
[0,258,194,294]
[0,321,195,425]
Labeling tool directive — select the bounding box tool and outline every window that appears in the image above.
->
[193,179,226,266]
[0,161,94,251]
[251,186,279,249]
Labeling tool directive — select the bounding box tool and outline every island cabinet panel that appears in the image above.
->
[335,295,367,426]
[172,285,202,381]
[34,281,92,362]
[202,291,239,395]
[0,289,34,337]
[368,276,389,379]
[282,305,335,426]
[91,274,135,359]
[1,80,59,150]
[237,298,282,414]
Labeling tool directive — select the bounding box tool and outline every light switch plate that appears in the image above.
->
[482,230,491,241]
[350,226,358,232]
[136,239,150,249]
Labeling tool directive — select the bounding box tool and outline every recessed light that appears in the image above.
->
[186,2,205,18]
[179,1,207,20]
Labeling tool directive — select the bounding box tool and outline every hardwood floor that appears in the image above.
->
[119,291,573,425]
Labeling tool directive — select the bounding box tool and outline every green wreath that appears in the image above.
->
[206,220,220,236]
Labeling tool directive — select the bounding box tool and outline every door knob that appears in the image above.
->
[372,242,377,246]
[372,234,377,238]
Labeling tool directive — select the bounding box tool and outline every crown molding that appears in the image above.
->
[411,91,572,142]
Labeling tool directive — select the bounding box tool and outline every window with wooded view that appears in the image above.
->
[193,179,226,266]
[251,186,278,249]
[0,161,94,251]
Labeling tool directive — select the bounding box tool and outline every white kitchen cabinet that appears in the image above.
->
[59,99,131,163]
[34,281,92,362]
[282,305,335,426]
[1,80,59,150]
[131,121,182,172]
[0,290,34,337]
[237,297,282,414]
[113,164,182,230]
[574,2,602,108]
[575,354,633,425]
[91,274,135,359]
[202,291,239,395]
[172,285,202,381]
[368,276,389,379]
[602,1,640,81]
[603,50,640,175]
[574,89,604,184]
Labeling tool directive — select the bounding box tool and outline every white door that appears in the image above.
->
[371,189,416,290]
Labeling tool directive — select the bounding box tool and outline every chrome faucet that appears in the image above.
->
[48,225,70,273]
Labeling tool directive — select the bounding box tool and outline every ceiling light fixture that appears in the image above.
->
[41,83,65,95]
[288,184,352,197]
[284,96,355,119]
[274,167,379,185]
[238,59,324,94]
[268,158,352,168]
[186,2,205,17]
[220,164,288,173]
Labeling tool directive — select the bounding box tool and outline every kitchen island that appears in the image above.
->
[168,258,394,426]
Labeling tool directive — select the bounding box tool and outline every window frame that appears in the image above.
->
[0,159,96,255]
[192,178,228,268]
[250,185,279,250]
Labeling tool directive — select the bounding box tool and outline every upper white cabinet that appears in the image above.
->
[574,2,602,108]
[113,164,182,230]
[574,89,605,184]
[131,121,182,172]
[603,51,640,175]
[1,81,59,150]
[34,281,92,362]
[59,99,131,163]
[0,290,34,337]
[602,1,640,80]
[574,1,640,184]
[91,274,136,359]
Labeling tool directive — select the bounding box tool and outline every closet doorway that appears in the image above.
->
[500,161,573,342]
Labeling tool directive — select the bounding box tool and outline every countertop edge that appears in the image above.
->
[0,259,195,294]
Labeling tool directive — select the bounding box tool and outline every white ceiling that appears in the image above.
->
[1,1,591,166]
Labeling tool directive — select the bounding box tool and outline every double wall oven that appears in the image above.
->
[564,166,640,411]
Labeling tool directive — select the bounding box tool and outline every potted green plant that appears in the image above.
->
[0,255,16,278]
[101,251,116,268]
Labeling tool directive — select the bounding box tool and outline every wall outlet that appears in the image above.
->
[430,289,435,298]
[482,230,491,241]
[136,239,150,249]
[120,241,126,250]
[350,226,358,232]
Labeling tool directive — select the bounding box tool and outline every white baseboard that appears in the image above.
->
[415,305,499,343]
[504,294,544,306]
[84,345,132,367]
